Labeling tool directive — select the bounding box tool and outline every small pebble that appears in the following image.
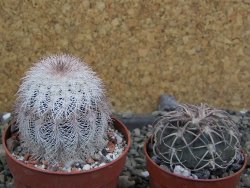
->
[82,164,91,171]
[101,148,108,156]
[133,128,141,137]
[17,156,24,161]
[115,133,123,144]
[36,164,46,170]
[173,165,191,177]
[99,163,106,167]
[191,174,198,179]
[151,156,161,165]
[141,171,149,178]
[193,169,210,179]
[92,153,102,161]
[86,157,95,164]
[106,153,113,161]
[75,162,82,168]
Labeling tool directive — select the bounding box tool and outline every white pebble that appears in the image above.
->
[174,165,191,177]
[82,164,91,170]
[36,164,46,170]
[106,153,113,161]
[62,167,71,172]
[133,128,141,137]
[90,162,98,168]
[99,163,106,167]
[116,148,123,154]
[191,174,198,179]
[17,156,24,161]
[141,171,149,177]
[115,133,123,144]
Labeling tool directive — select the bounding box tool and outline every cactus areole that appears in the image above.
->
[152,104,241,172]
[14,54,111,166]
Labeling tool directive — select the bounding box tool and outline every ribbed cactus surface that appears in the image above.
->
[15,54,111,165]
[152,104,241,171]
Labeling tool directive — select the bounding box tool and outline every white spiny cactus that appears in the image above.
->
[15,54,111,165]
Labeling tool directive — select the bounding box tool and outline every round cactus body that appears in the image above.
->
[152,104,241,171]
[15,54,111,165]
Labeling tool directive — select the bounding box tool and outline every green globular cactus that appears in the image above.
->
[152,104,241,171]
[14,54,111,166]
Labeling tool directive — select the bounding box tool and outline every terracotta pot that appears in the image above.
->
[2,117,131,188]
[144,138,247,188]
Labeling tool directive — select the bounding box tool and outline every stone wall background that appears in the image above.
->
[0,0,249,113]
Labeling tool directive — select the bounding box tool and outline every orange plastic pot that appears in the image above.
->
[144,138,247,188]
[2,117,131,188]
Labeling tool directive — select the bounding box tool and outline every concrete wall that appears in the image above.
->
[0,0,249,113]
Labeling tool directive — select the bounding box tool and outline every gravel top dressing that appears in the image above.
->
[1,110,250,188]
[8,125,126,173]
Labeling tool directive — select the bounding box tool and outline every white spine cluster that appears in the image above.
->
[15,54,111,165]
